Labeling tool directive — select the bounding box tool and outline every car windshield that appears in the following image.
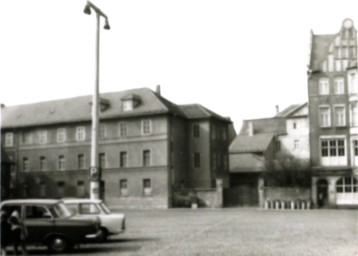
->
[49,203,72,218]
[99,202,111,214]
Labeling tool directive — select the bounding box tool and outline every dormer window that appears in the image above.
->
[121,94,141,112]
[123,100,133,111]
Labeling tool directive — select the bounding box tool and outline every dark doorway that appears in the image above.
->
[317,179,328,208]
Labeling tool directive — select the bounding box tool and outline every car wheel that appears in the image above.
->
[99,227,108,242]
[47,236,70,252]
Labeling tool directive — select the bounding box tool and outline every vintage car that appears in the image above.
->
[1,199,101,252]
[62,198,125,241]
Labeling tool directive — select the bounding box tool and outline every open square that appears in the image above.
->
[21,208,358,256]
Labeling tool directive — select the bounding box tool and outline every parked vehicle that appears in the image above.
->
[62,198,125,241]
[0,199,101,253]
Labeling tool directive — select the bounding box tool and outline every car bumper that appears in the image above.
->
[85,229,102,239]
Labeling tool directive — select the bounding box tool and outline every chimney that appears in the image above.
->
[156,85,161,95]
[248,121,254,136]
[276,105,279,115]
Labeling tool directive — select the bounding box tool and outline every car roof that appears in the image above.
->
[1,199,60,206]
[61,198,102,204]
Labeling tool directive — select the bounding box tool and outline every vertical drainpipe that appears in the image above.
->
[167,114,172,208]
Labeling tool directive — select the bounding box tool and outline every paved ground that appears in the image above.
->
[5,208,358,256]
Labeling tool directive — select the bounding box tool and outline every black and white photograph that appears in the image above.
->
[1,0,358,255]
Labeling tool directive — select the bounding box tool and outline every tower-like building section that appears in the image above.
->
[308,19,358,207]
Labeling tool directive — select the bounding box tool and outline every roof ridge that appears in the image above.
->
[3,87,149,108]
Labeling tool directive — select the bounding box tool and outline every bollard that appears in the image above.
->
[264,200,270,210]
[281,201,285,210]
[290,200,295,210]
[275,201,280,210]
[301,201,306,210]
[306,201,311,210]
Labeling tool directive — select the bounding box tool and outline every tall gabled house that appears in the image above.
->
[308,18,358,207]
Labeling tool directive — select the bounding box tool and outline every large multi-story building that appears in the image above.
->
[308,18,358,207]
[1,87,235,208]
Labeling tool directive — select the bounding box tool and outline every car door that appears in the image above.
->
[23,205,55,244]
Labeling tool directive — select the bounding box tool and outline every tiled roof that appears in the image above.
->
[309,34,336,70]
[239,118,286,136]
[275,104,301,117]
[1,88,230,128]
[229,133,274,153]
[178,104,231,122]
[230,153,265,173]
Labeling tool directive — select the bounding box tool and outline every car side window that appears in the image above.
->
[2,205,22,217]
[79,203,100,214]
[25,206,51,219]
[65,204,78,215]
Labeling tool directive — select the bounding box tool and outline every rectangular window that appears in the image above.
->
[222,127,227,141]
[293,122,297,129]
[120,151,128,167]
[58,155,65,170]
[223,154,228,170]
[212,153,217,170]
[78,154,85,170]
[123,100,133,111]
[77,181,85,197]
[349,73,357,93]
[40,157,47,171]
[319,106,331,127]
[39,182,47,197]
[5,132,14,147]
[334,78,344,94]
[118,122,127,137]
[193,124,200,138]
[99,153,106,169]
[57,181,65,197]
[335,60,342,72]
[194,153,201,168]
[142,119,151,135]
[99,124,106,139]
[23,157,29,172]
[211,126,216,140]
[321,139,345,157]
[57,128,66,143]
[335,106,346,126]
[319,78,329,95]
[119,179,128,196]
[39,130,47,144]
[354,140,358,156]
[143,179,152,196]
[294,140,300,149]
[143,150,151,167]
[76,126,86,141]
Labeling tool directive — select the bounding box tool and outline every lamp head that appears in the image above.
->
[104,19,110,30]
[83,4,91,15]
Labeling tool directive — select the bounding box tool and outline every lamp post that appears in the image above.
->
[83,1,110,200]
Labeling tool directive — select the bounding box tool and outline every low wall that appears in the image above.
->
[173,188,223,208]
[264,187,310,202]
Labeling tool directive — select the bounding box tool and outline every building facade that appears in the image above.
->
[308,18,358,207]
[228,104,310,207]
[1,87,234,209]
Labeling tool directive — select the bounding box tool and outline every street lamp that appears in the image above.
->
[83,1,110,200]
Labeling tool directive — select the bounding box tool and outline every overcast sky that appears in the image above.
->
[1,0,358,131]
